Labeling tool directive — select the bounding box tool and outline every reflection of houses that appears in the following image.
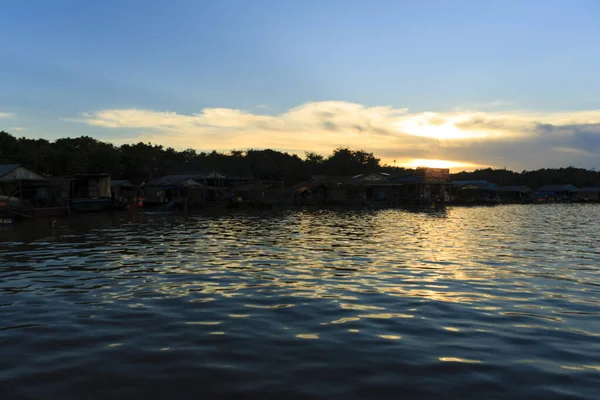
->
[535,184,578,202]
[452,181,500,203]
[499,186,533,202]
[578,187,600,202]
[64,174,112,212]
[111,180,136,208]
[143,174,224,209]
[0,164,69,218]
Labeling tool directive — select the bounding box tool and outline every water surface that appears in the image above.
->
[1,205,599,399]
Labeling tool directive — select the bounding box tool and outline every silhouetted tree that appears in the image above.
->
[1,130,599,187]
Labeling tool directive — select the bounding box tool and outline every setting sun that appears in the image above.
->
[403,158,480,170]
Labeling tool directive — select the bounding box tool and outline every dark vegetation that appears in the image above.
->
[1,131,599,187]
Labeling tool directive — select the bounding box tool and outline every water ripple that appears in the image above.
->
[1,205,599,399]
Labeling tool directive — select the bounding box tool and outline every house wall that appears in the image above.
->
[73,177,111,198]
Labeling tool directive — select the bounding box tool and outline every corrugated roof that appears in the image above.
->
[234,183,272,191]
[579,187,600,193]
[0,164,20,177]
[536,184,578,192]
[499,185,532,193]
[147,175,203,187]
[452,180,489,186]
[311,175,352,185]
[111,180,134,188]
[391,175,424,183]
[454,181,499,190]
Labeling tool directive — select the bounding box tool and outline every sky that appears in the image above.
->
[1,0,600,171]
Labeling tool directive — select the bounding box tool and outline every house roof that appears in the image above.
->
[0,164,48,182]
[0,164,20,177]
[452,180,489,186]
[234,183,272,192]
[499,185,532,193]
[453,180,499,190]
[111,180,134,188]
[579,187,600,193]
[536,184,578,192]
[147,175,204,187]
[63,173,110,179]
[311,175,352,185]
[391,175,425,183]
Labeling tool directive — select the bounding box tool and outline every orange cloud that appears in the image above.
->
[63,101,600,170]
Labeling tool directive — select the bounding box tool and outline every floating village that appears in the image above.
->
[1,163,600,226]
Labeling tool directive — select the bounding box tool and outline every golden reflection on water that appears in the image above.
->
[229,314,250,318]
[377,335,402,340]
[62,206,600,333]
[443,327,460,332]
[5,205,598,396]
[296,334,319,340]
[330,317,360,324]
[439,357,481,364]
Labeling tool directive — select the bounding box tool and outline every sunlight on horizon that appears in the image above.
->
[400,158,482,171]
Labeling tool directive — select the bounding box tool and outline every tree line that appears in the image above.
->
[1,130,599,188]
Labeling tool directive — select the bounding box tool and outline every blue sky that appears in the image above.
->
[1,0,600,170]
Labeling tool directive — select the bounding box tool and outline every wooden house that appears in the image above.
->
[110,180,136,208]
[577,187,600,202]
[143,174,224,209]
[499,186,533,202]
[0,164,69,217]
[229,180,286,208]
[452,180,500,203]
[62,173,112,212]
[391,168,451,203]
[535,184,578,202]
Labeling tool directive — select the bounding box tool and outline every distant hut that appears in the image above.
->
[62,173,112,212]
[499,186,533,202]
[309,175,353,205]
[535,184,578,202]
[0,164,69,217]
[452,181,500,203]
[110,180,136,208]
[144,175,223,209]
[228,179,287,208]
[577,187,600,202]
[392,168,451,203]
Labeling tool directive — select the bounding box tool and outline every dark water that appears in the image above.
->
[1,205,599,399]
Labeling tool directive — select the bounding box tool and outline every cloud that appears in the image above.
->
[7,127,26,131]
[63,101,600,171]
[0,112,15,119]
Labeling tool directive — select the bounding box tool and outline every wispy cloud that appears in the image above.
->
[0,112,15,119]
[63,101,600,171]
[8,126,26,131]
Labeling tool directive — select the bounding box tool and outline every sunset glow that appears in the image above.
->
[402,159,480,171]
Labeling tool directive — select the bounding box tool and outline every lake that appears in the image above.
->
[1,205,599,399]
